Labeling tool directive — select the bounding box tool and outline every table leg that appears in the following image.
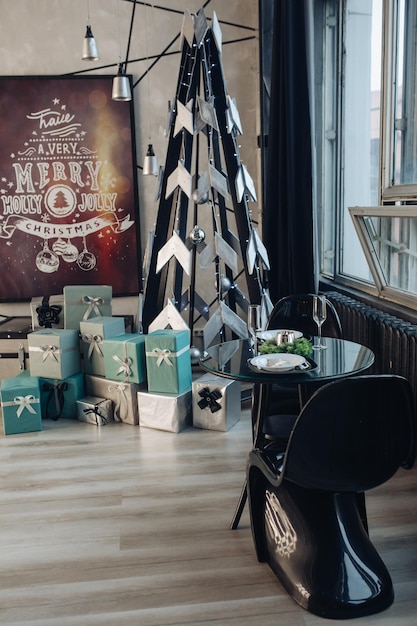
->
[231,383,267,529]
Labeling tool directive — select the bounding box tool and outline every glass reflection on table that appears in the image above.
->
[200,337,375,384]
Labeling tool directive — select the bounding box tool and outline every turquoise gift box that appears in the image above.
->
[145,329,192,394]
[63,285,112,330]
[80,316,125,376]
[102,333,146,384]
[18,370,85,420]
[39,372,85,420]
[28,329,80,380]
[1,375,42,435]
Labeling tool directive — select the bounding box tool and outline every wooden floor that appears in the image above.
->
[0,398,417,626]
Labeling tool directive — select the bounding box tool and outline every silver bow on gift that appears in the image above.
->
[82,334,103,359]
[13,395,37,418]
[152,348,173,367]
[82,295,104,320]
[40,344,59,362]
[108,383,128,421]
[112,354,133,377]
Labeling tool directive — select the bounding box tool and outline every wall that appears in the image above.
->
[0,0,260,325]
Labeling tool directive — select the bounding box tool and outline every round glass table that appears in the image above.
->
[200,336,375,386]
[200,336,375,529]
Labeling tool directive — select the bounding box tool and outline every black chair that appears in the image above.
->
[262,293,343,441]
[266,292,343,340]
[247,375,416,619]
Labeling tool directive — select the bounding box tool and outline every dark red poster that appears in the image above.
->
[0,76,141,301]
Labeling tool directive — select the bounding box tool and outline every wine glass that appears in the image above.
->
[247,304,262,356]
[312,295,328,350]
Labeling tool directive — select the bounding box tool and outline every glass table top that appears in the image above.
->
[200,337,375,385]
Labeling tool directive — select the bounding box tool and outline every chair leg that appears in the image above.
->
[230,480,247,530]
[357,491,369,534]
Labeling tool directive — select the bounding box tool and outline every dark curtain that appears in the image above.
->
[263,0,315,305]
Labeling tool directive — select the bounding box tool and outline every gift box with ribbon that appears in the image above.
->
[80,316,125,376]
[192,373,241,431]
[39,372,85,420]
[102,333,146,384]
[77,395,113,426]
[63,285,112,330]
[145,329,192,395]
[1,375,42,435]
[85,374,141,425]
[137,388,192,433]
[28,328,80,380]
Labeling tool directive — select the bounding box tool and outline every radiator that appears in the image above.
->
[326,291,417,397]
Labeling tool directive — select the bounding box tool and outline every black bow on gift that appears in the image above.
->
[197,386,222,413]
[84,406,108,426]
[36,296,62,328]
[42,381,68,421]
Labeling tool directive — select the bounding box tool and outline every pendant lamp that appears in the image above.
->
[82,0,99,61]
[82,24,100,61]
[112,64,132,101]
[143,144,158,176]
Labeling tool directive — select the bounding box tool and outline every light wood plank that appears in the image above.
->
[0,400,416,625]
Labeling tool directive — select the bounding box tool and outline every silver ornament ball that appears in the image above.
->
[189,225,205,245]
[190,346,201,364]
[192,188,209,204]
[220,276,232,293]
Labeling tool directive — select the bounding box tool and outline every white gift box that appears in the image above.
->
[192,373,241,431]
[137,388,192,433]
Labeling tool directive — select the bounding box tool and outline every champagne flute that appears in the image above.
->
[247,304,262,356]
[312,294,328,350]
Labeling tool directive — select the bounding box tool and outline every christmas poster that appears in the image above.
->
[0,76,141,301]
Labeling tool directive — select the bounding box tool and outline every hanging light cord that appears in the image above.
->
[145,4,152,142]
[124,0,137,71]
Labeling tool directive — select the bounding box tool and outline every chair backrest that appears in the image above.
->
[266,293,343,339]
[282,375,416,492]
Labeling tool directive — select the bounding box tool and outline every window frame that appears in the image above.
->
[349,205,417,307]
[323,0,417,310]
[381,0,417,200]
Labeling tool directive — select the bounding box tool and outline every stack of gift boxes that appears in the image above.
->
[0,285,240,435]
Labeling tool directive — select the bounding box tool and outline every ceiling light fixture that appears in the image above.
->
[82,0,99,61]
[112,0,132,101]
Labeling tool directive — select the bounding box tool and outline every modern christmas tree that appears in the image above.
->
[141,8,271,357]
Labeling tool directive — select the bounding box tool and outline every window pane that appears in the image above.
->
[393,0,417,185]
[350,208,417,298]
[341,0,383,281]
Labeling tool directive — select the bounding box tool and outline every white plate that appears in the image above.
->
[258,328,303,341]
[249,353,311,373]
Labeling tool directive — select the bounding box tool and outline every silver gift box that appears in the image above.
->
[137,388,192,433]
[77,395,113,426]
[85,374,142,425]
[192,373,240,432]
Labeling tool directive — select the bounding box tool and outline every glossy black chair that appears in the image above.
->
[266,293,343,340]
[262,293,343,441]
[247,375,416,619]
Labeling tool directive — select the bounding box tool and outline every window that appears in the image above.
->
[349,205,417,307]
[320,0,417,308]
